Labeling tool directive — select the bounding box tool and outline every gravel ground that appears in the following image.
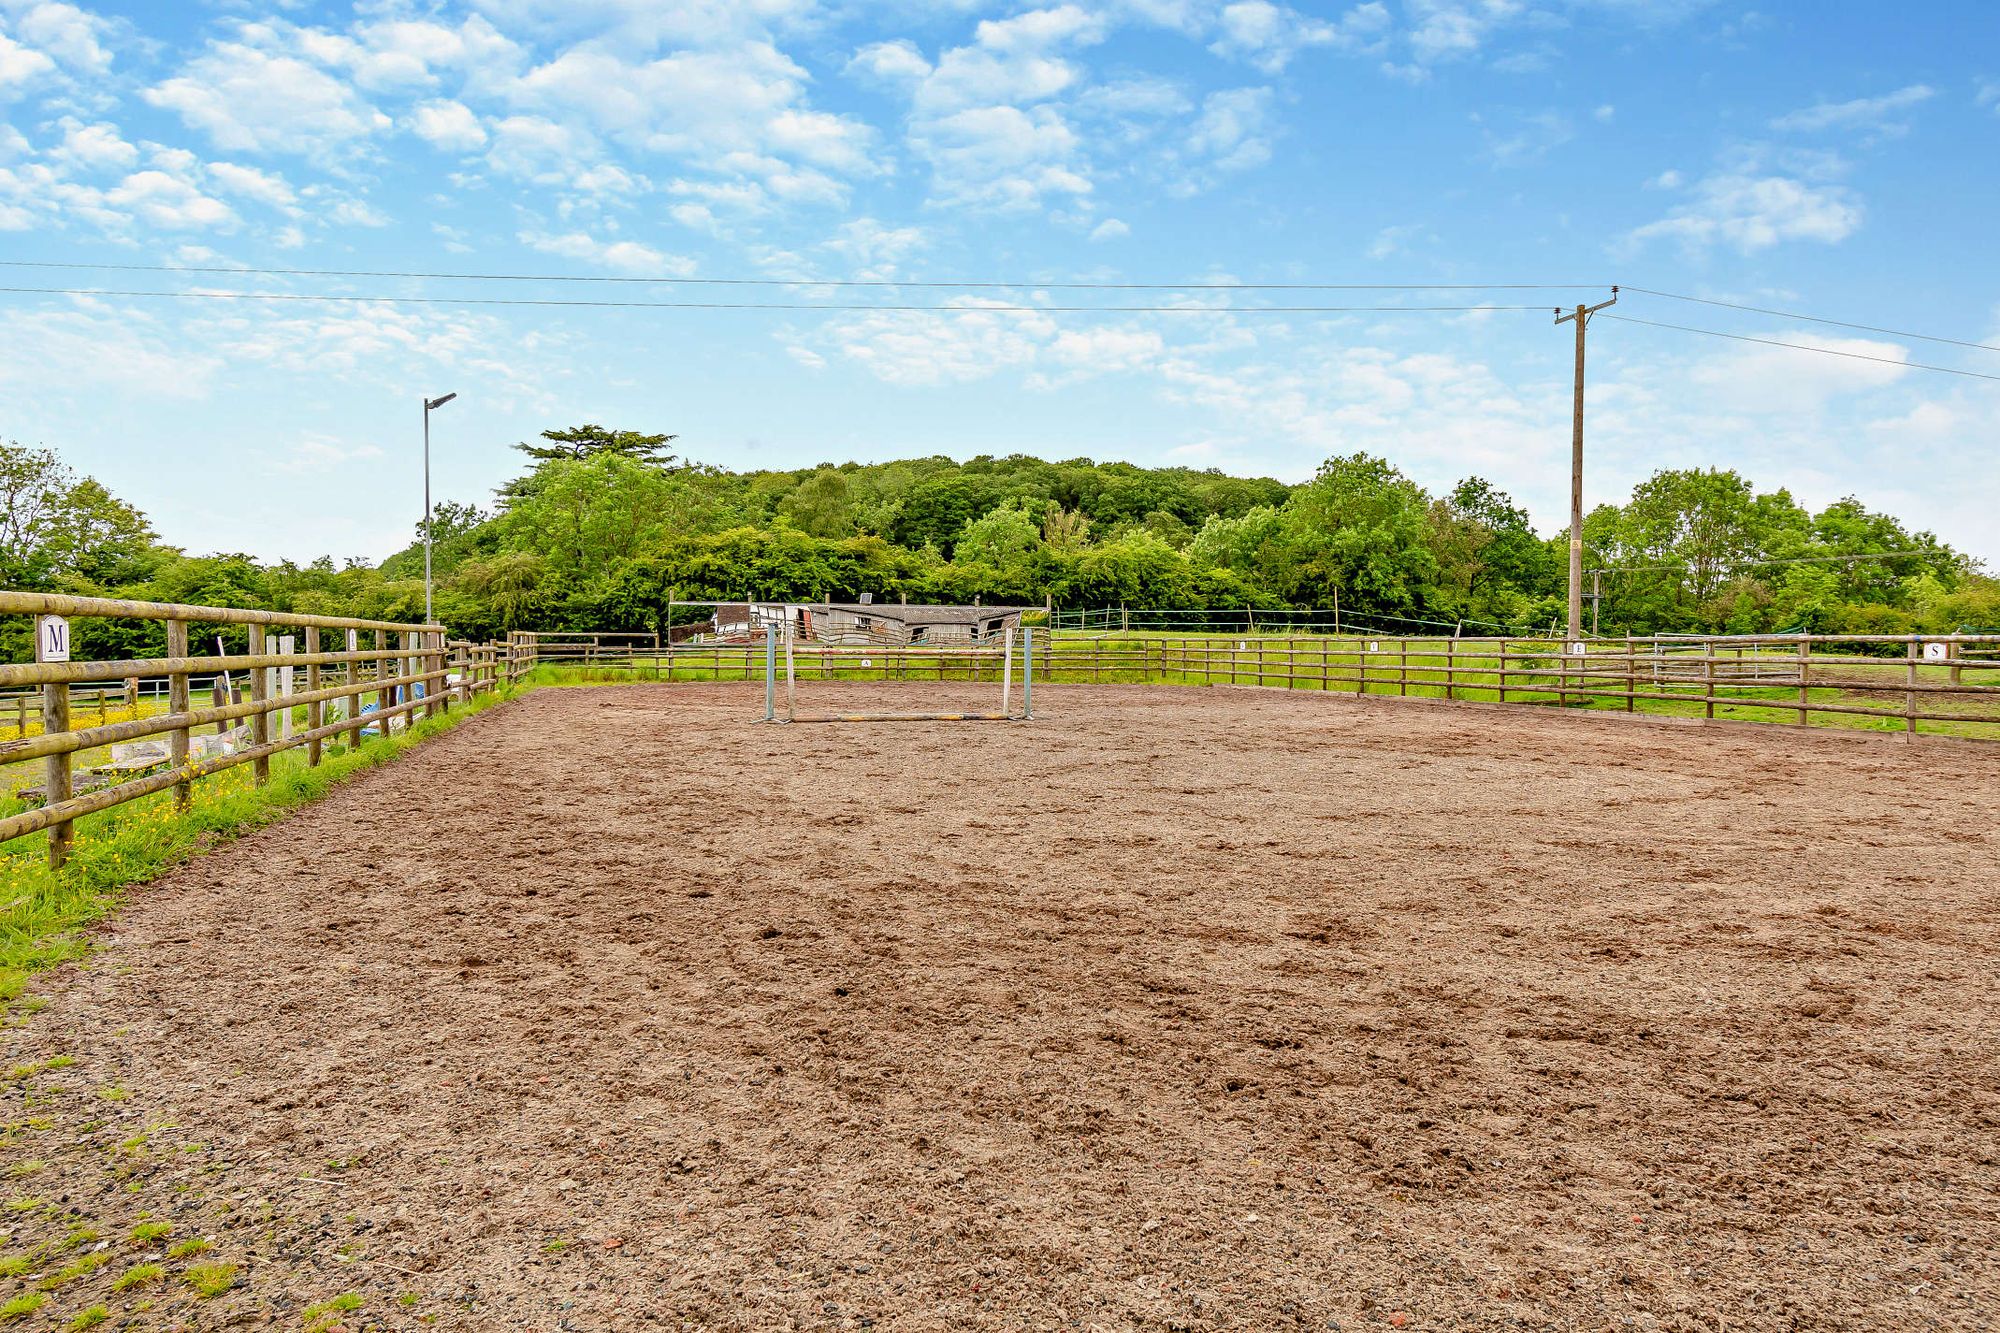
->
[3,682,1997,1331]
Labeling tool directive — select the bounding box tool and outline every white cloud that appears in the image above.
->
[495,40,879,211]
[12,1,112,74]
[1686,332,1910,413]
[298,16,522,95]
[207,161,296,210]
[328,197,389,227]
[846,39,931,85]
[1478,108,1572,165]
[103,170,236,230]
[1405,0,1524,65]
[823,217,927,270]
[519,229,694,275]
[1366,223,1431,259]
[0,31,56,91]
[145,38,391,155]
[805,300,1060,387]
[50,118,137,170]
[410,100,487,151]
[1209,1,1386,73]
[911,103,1091,208]
[1185,87,1275,173]
[1771,84,1933,136]
[1626,170,1862,254]
[484,113,599,183]
[274,437,386,475]
[1089,217,1129,241]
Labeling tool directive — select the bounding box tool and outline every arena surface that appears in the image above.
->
[9,683,1999,1330]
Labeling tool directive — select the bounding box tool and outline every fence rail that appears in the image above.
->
[510,631,2000,742]
[0,593,528,867]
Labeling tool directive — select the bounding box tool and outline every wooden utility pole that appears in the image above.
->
[1555,287,1617,649]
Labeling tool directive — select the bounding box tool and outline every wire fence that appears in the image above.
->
[507,631,2000,743]
[1048,606,1527,636]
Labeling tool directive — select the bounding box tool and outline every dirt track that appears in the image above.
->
[6,683,1999,1331]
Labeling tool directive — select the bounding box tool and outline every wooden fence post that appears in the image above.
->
[1704,640,1715,721]
[1625,634,1636,712]
[167,619,191,810]
[1445,636,1456,701]
[1796,638,1811,727]
[430,630,447,717]
[248,623,270,786]
[1906,639,1919,737]
[37,617,72,869]
[305,626,323,767]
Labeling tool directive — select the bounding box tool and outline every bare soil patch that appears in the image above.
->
[5,683,1998,1330]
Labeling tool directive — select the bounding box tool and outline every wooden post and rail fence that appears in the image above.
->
[504,628,2000,741]
[0,592,525,869]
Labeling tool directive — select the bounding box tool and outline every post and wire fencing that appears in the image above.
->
[507,625,2000,743]
[0,592,526,869]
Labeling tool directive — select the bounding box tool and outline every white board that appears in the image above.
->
[1922,641,1950,662]
[278,634,296,738]
[1568,641,1589,656]
[1367,640,1380,653]
[36,616,70,663]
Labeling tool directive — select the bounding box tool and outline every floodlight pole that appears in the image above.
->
[422,391,457,624]
[1554,289,1616,649]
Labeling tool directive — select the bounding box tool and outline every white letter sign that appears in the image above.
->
[36,615,70,663]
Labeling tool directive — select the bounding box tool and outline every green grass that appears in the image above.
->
[183,1261,237,1297]
[108,1261,164,1291]
[65,1307,109,1331]
[36,1250,109,1289]
[303,1292,363,1333]
[0,688,513,1011]
[126,1220,170,1246]
[0,1291,46,1320]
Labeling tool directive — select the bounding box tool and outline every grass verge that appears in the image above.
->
[0,687,515,1012]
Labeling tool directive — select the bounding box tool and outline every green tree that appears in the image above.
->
[955,504,1042,569]
[776,467,859,539]
[515,424,678,466]
[0,442,157,588]
[1277,453,1438,615]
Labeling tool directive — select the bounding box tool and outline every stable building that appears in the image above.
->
[812,602,1029,647]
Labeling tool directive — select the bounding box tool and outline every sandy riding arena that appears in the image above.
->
[5,683,1997,1330]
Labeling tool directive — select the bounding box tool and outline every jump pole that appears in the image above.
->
[762,623,776,722]
[1000,625,1014,717]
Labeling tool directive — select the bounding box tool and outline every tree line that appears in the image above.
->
[3,429,1993,661]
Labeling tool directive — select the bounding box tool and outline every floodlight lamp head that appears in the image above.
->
[426,392,458,410]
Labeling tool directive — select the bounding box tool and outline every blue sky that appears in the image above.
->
[1,0,1996,564]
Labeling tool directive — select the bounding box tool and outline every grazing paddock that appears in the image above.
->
[4,683,1997,1330]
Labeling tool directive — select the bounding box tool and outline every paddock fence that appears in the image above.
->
[0,592,528,867]
[508,629,2000,742]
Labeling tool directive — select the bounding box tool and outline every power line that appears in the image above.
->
[1590,551,1948,575]
[1623,286,2000,355]
[0,285,1552,314]
[1597,314,2000,383]
[0,259,1603,293]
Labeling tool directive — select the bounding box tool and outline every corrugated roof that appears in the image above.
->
[821,603,1029,626]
